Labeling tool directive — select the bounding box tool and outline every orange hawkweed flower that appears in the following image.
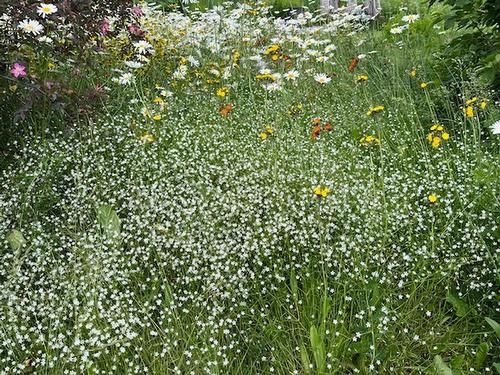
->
[311,125,321,140]
[219,103,233,116]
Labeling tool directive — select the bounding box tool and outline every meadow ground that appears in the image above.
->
[0,1,499,374]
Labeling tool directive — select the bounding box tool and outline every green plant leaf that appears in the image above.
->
[7,229,25,251]
[484,317,500,339]
[310,325,326,372]
[290,268,298,303]
[493,362,500,374]
[97,205,121,238]
[300,343,311,374]
[446,292,470,317]
[434,355,454,375]
[475,342,489,369]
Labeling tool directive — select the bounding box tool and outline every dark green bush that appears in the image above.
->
[430,0,500,88]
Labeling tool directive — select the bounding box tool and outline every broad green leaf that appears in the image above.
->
[475,342,489,368]
[7,229,25,251]
[446,292,470,317]
[434,355,453,375]
[450,354,464,371]
[310,325,326,372]
[485,317,500,339]
[97,205,121,238]
[300,343,311,374]
[493,362,500,374]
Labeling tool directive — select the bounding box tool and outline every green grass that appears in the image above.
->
[0,1,499,374]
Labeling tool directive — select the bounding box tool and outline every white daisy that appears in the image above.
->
[133,40,153,54]
[390,26,404,34]
[314,73,331,85]
[118,72,134,85]
[18,19,44,36]
[124,61,143,69]
[285,70,300,81]
[490,120,500,135]
[37,3,58,18]
[402,14,420,23]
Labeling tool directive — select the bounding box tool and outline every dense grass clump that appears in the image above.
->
[0,1,499,374]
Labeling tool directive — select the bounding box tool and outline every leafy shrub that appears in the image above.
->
[0,1,132,126]
[430,0,500,88]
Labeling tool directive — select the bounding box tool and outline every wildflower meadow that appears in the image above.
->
[0,1,499,374]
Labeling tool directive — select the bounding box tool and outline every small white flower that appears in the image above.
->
[37,3,58,18]
[18,19,44,35]
[314,73,331,85]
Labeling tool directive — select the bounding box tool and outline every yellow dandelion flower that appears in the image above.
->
[464,106,474,118]
[441,132,449,140]
[428,194,438,204]
[264,44,280,55]
[410,69,417,77]
[47,62,55,70]
[216,87,229,97]
[465,97,477,105]
[265,125,273,134]
[313,186,331,198]
[366,105,384,116]
[153,115,162,121]
[480,100,487,109]
[431,137,441,148]
[420,82,428,89]
[153,96,164,105]
[259,132,268,141]
[356,74,368,82]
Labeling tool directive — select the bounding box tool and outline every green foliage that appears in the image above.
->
[430,0,500,87]
[97,205,121,239]
[6,229,25,251]
[484,317,500,339]
[434,355,454,375]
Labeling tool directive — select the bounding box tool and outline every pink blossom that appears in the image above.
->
[10,63,27,78]
[127,24,144,37]
[131,6,143,17]
[100,19,110,35]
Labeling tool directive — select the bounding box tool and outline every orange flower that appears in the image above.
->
[323,122,332,131]
[311,125,321,140]
[219,104,233,116]
[348,57,359,72]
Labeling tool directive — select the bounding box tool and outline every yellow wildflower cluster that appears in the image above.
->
[313,186,331,198]
[359,135,381,146]
[232,50,241,67]
[426,124,449,148]
[463,97,487,118]
[259,125,273,141]
[366,105,384,116]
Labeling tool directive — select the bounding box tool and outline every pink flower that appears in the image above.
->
[131,6,143,17]
[10,63,27,78]
[127,23,144,37]
[100,19,110,35]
